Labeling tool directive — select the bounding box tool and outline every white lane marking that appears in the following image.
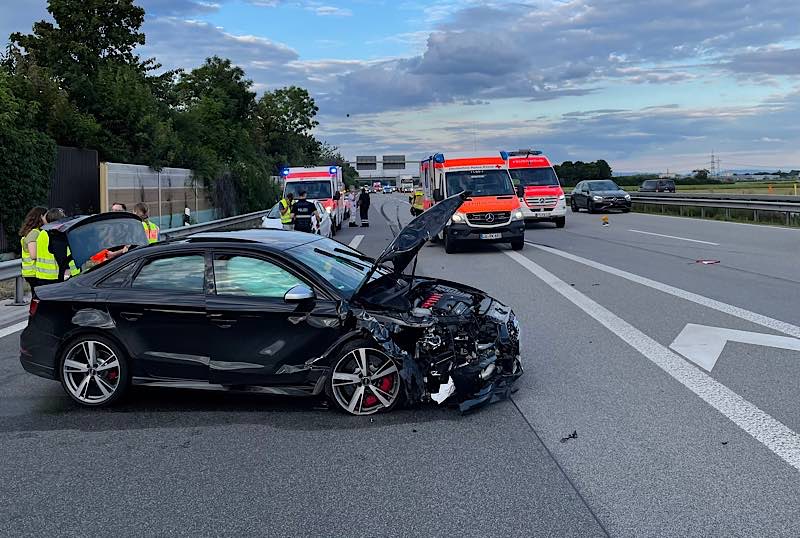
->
[528,243,800,339]
[0,320,27,340]
[506,250,800,472]
[626,212,800,232]
[628,229,719,246]
[670,324,800,371]
[348,234,364,249]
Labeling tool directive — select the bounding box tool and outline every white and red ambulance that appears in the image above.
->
[505,150,566,228]
[281,166,345,233]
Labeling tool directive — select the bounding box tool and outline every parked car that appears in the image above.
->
[640,179,676,193]
[571,180,632,213]
[261,202,284,230]
[20,194,523,416]
[262,201,331,238]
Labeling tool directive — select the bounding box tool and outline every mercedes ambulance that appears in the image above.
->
[281,166,345,233]
[419,153,524,253]
[505,150,566,228]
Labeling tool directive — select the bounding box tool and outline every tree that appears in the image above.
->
[693,169,709,181]
[255,86,321,172]
[0,69,56,248]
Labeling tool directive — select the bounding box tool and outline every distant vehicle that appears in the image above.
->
[571,180,631,213]
[400,176,414,192]
[506,150,567,228]
[382,185,394,194]
[372,181,383,193]
[263,202,332,237]
[282,166,344,234]
[640,179,676,193]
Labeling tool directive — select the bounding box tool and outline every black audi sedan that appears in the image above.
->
[570,180,632,213]
[20,194,522,415]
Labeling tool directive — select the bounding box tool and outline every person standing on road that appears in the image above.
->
[134,202,159,243]
[348,187,359,227]
[358,186,371,227]
[280,192,295,230]
[35,208,79,285]
[291,191,320,233]
[18,206,48,294]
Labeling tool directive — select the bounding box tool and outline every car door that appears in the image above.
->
[207,251,342,386]
[103,251,211,380]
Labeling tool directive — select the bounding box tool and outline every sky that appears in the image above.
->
[2,0,800,173]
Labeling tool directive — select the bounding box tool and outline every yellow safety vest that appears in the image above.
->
[411,190,425,212]
[35,231,79,281]
[280,198,293,224]
[20,233,38,278]
[143,220,159,243]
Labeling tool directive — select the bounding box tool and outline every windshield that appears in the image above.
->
[510,167,560,187]
[284,180,332,199]
[588,180,621,191]
[288,237,386,299]
[445,169,514,197]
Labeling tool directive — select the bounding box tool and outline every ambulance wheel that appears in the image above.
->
[555,217,566,228]
[510,238,524,251]
[444,231,458,253]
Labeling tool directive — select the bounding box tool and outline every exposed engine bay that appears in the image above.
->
[355,277,523,413]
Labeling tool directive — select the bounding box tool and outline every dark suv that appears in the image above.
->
[640,179,676,193]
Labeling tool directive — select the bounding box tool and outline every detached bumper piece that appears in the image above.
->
[452,354,523,413]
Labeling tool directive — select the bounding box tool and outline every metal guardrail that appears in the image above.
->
[628,192,800,224]
[1,208,272,305]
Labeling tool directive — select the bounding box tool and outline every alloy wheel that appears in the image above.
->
[62,340,121,405]
[331,348,400,415]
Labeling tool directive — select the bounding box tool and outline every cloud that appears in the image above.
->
[722,47,800,76]
[307,5,353,17]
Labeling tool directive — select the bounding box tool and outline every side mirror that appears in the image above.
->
[284,284,316,303]
[516,185,524,198]
[333,191,341,201]
[433,189,444,202]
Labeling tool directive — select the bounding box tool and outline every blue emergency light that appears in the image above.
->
[500,151,509,160]
[329,166,338,175]
[281,167,290,176]
[433,153,445,163]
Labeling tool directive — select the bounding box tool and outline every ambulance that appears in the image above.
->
[505,150,566,228]
[281,166,345,233]
[419,153,524,253]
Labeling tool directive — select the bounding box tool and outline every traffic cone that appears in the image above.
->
[601,215,609,226]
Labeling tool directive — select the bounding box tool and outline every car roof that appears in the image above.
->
[184,229,321,250]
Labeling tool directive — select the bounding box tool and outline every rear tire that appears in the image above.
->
[554,217,566,228]
[587,200,596,214]
[59,334,129,407]
[510,238,524,250]
[571,200,579,213]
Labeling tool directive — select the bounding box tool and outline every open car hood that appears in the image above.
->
[43,213,149,268]
[370,191,467,276]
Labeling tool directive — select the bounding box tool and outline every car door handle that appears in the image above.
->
[120,312,143,321]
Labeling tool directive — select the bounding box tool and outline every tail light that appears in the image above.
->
[29,298,39,318]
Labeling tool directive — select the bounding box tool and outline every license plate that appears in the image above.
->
[480,233,502,240]
[533,212,548,218]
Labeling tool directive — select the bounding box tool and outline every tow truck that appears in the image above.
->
[419,153,524,253]
[281,166,345,234]
[505,150,566,228]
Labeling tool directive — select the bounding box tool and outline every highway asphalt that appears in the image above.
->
[1,194,798,536]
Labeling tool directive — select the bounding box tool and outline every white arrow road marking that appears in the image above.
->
[670,324,800,371]
[527,243,800,339]
[348,234,364,249]
[0,321,28,340]
[628,229,720,246]
[506,250,800,472]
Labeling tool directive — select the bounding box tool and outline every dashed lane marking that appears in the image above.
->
[506,250,800,472]
[348,235,364,249]
[628,229,720,246]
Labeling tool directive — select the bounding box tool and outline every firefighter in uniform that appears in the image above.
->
[134,202,159,243]
[280,193,295,230]
[291,191,321,233]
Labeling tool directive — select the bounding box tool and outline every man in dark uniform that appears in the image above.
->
[291,191,321,233]
[358,186,371,227]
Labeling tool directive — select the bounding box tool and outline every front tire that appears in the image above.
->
[59,335,129,407]
[587,200,596,214]
[554,216,566,228]
[444,230,458,253]
[328,341,401,416]
[510,238,524,250]
[571,199,579,213]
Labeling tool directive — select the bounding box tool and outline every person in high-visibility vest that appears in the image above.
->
[280,193,295,230]
[35,208,80,285]
[410,188,425,216]
[134,202,159,243]
[18,206,48,293]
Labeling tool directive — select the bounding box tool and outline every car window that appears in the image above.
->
[132,255,205,292]
[214,254,305,298]
[267,202,281,219]
[98,261,138,288]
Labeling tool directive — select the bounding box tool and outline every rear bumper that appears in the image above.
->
[19,326,60,380]
[447,221,525,243]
